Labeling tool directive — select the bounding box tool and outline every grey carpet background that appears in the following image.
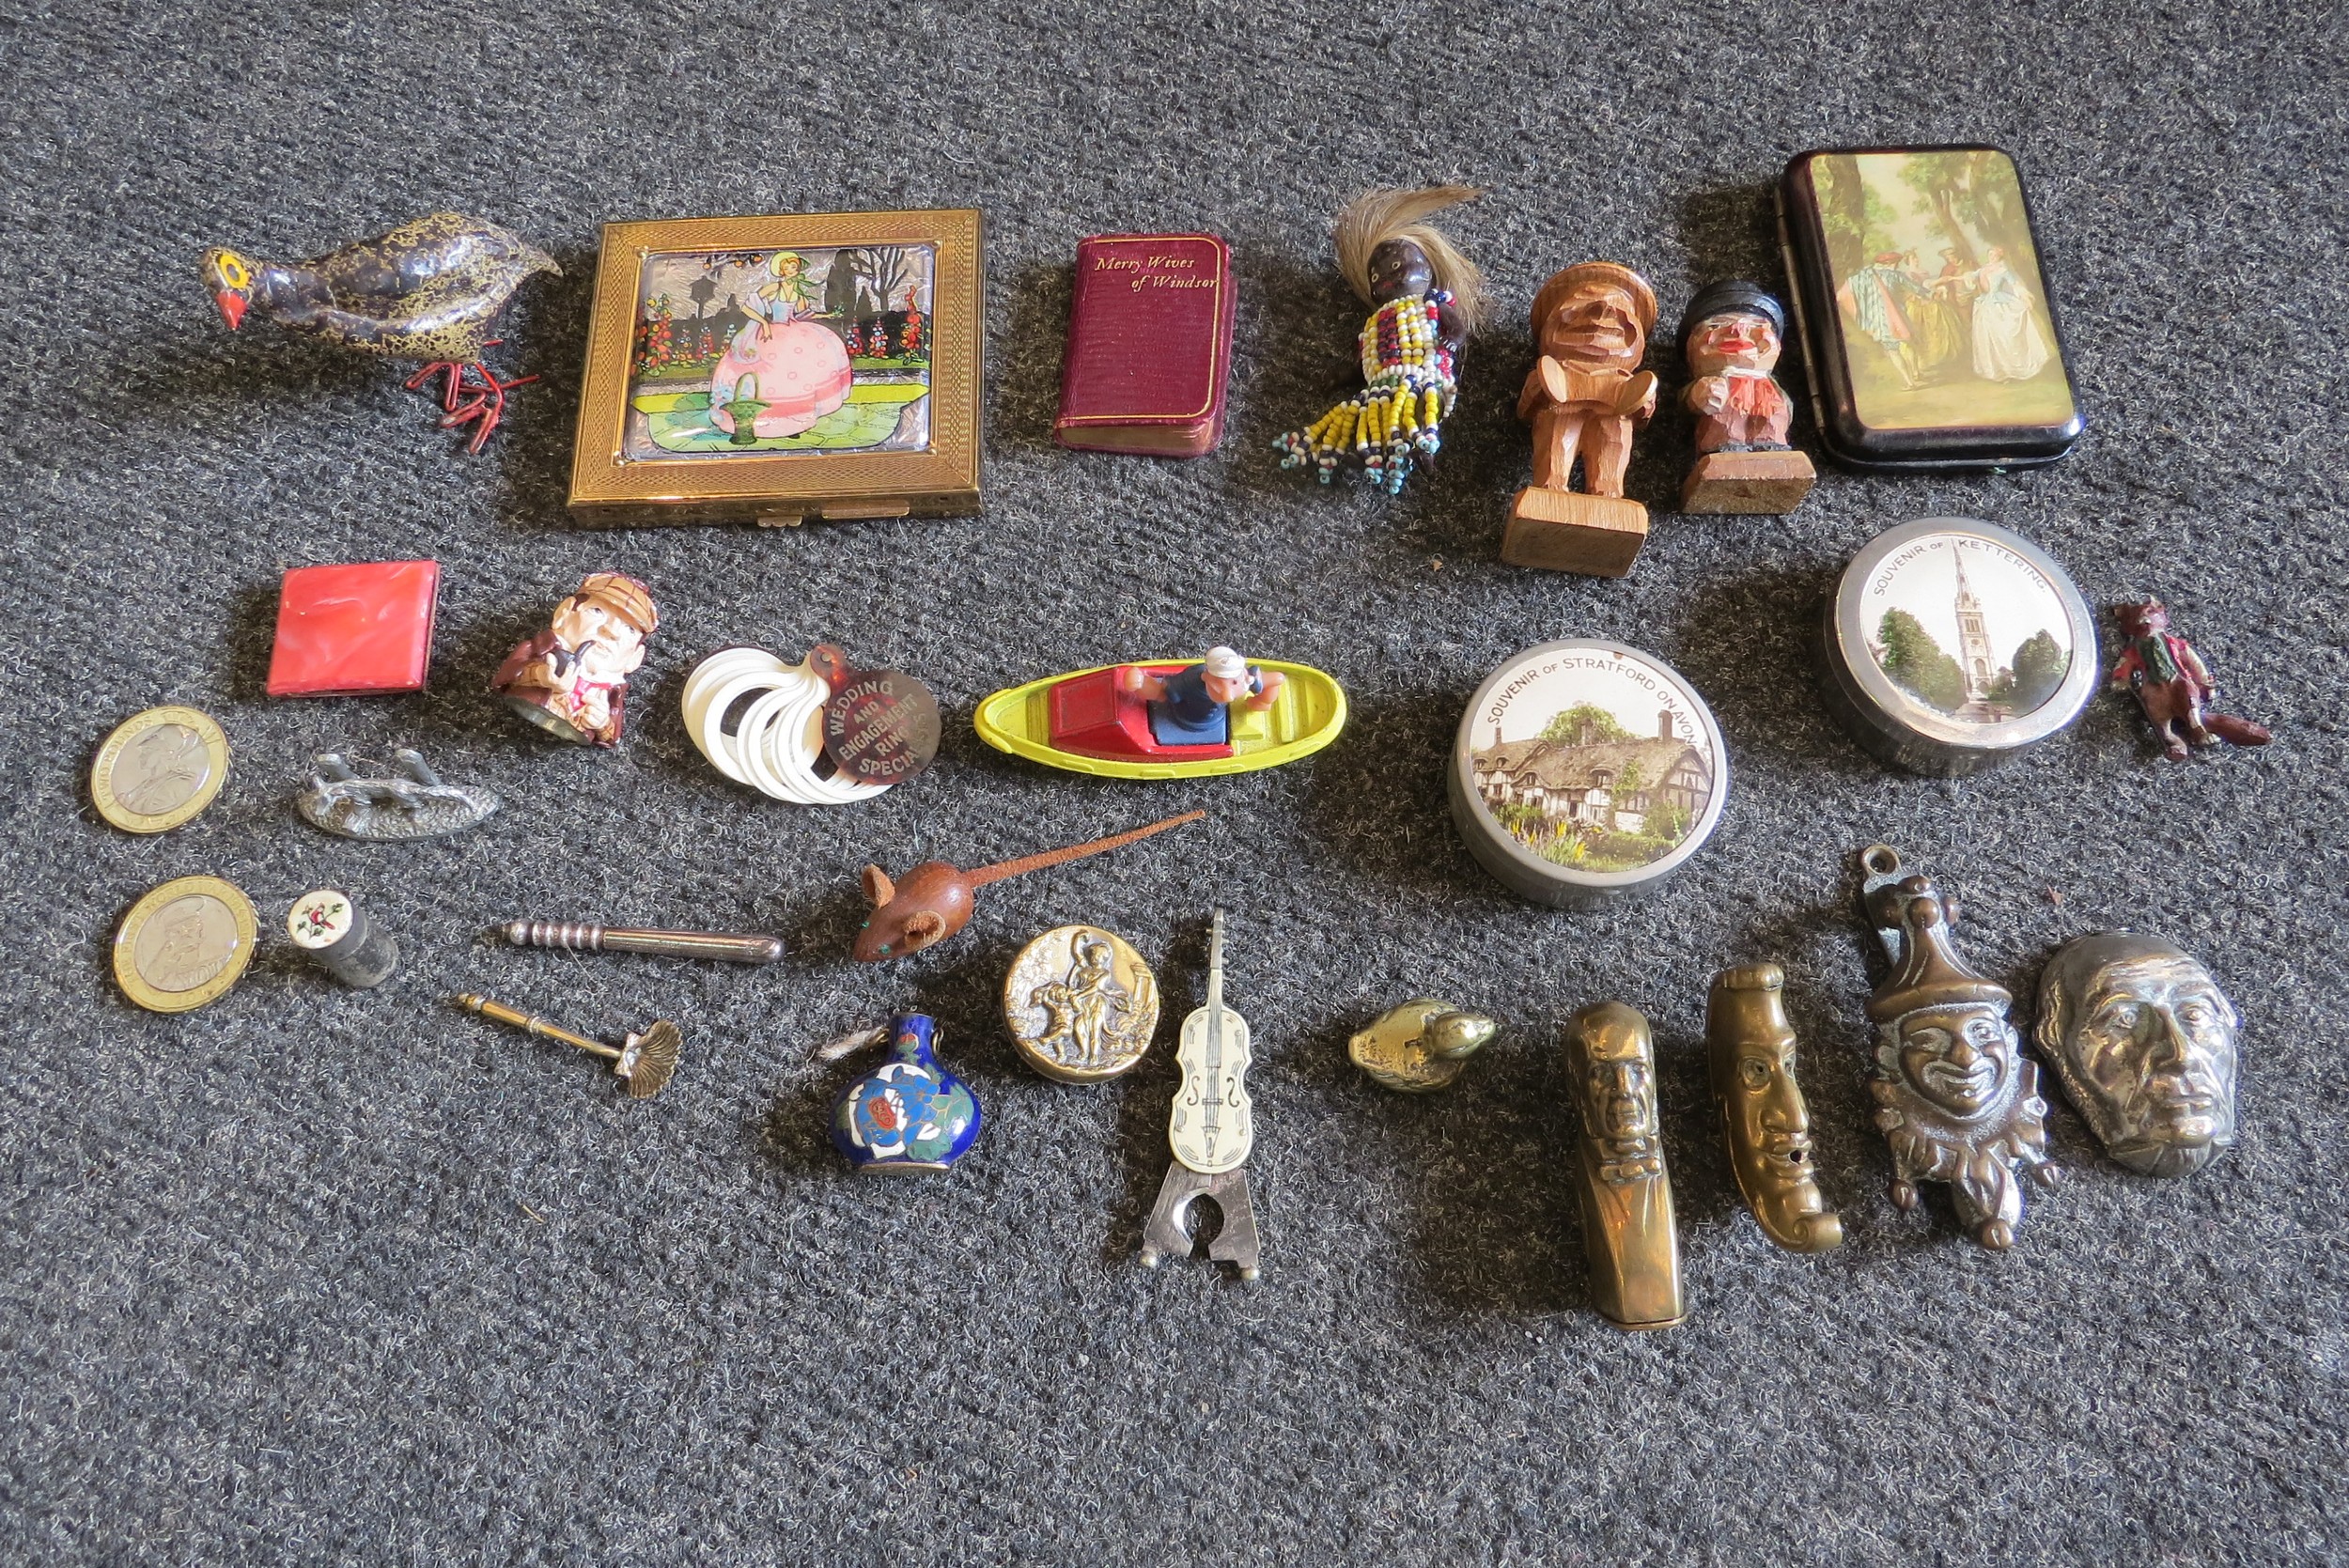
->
[3,2,2344,1562]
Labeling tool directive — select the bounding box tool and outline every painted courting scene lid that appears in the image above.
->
[1824,517,2094,770]
[1450,641,1729,906]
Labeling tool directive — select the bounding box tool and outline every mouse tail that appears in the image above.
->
[966,810,1206,889]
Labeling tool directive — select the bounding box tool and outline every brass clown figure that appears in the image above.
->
[1858,846,2059,1250]
[1705,964,1843,1252]
[1563,1001,1683,1329]
[2034,932,2240,1177]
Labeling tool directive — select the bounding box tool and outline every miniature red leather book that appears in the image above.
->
[1055,234,1235,458]
[267,560,440,697]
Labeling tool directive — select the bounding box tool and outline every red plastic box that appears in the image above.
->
[266,561,440,697]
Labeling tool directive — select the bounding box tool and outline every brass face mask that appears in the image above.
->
[1563,1001,1682,1330]
[1706,964,1843,1252]
[2035,932,2240,1177]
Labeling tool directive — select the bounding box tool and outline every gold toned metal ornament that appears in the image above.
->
[1003,924,1159,1082]
[113,876,257,1013]
[91,706,229,834]
[1705,964,1843,1252]
[454,993,681,1099]
[1348,999,1497,1092]
[1563,1001,1684,1330]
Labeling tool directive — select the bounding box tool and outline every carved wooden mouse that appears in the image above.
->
[853,811,1206,961]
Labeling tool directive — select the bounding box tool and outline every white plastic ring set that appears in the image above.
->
[681,647,893,805]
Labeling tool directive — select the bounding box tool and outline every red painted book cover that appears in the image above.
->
[1055,234,1235,457]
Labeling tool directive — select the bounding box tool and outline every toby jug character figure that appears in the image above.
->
[490,573,660,747]
[2035,932,2240,1177]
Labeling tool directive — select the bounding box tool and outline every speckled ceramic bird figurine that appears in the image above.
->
[201,212,558,452]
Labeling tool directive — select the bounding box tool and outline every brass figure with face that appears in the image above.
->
[1563,1001,1683,1329]
[1859,846,2060,1250]
[1706,965,1843,1252]
[2035,932,2240,1177]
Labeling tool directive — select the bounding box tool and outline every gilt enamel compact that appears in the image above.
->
[568,210,983,526]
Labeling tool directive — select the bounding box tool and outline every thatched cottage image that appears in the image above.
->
[1471,706,1714,870]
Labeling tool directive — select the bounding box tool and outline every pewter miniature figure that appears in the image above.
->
[1857,846,2058,1249]
[1563,1001,1684,1329]
[2108,600,2273,762]
[1705,964,1842,1252]
[2034,932,2239,1177]
[1142,909,1261,1280]
[1348,999,1497,1093]
[288,890,400,988]
[296,750,500,841]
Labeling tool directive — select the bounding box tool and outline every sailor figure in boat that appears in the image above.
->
[1120,646,1288,747]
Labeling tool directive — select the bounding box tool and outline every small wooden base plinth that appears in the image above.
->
[1501,489,1650,577]
[1680,448,1816,515]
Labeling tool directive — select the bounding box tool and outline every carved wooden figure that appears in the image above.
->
[1501,263,1659,578]
[1678,281,1816,514]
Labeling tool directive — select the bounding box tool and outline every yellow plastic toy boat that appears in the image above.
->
[974,660,1348,780]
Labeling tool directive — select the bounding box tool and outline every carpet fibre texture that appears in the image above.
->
[4,3,2345,1563]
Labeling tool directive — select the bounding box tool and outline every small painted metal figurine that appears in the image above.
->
[1348,999,1497,1093]
[831,1013,982,1173]
[1273,186,1486,494]
[1705,965,1842,1252]
[296,750,499,841]
[1142,909,1261,1280]
[201,213,558,452]
[1858,846,2059,1250]
[1563,1001,1683,1329]
[2107,600,2273,762]
[2035,933,2239,1177]
[1501,263,1661,578]
[1678,281,1816,515]
[490,573,660,747]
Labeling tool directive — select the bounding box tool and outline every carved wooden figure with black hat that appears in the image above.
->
[1500,262,1660,578]
[1679,280,1816,514]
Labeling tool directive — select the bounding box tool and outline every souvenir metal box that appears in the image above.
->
[568,210,983,527]
[1818,517,2095,775]
[1449,640,1728,908]
[1779,146,2081,471]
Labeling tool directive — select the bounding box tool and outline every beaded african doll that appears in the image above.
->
[1275,186,1486,495]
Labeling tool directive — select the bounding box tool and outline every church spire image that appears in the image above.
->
[1952,552,1996,700]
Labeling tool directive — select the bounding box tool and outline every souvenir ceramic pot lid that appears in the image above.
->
[1449,641,1729,908]
[1819,517,2095,775]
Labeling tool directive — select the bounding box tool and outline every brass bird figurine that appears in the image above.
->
[202,212,559,452]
